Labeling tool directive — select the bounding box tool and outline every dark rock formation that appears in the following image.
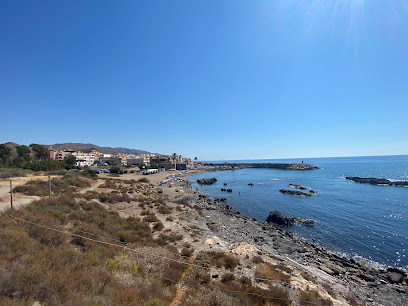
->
[387,272,404,284]
[197,178,217,185]
[279,189,312,197]
[345,177,408,187]
[297,219,316,226]
[266,211,295,227]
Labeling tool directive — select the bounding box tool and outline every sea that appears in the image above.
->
[187,155,408,269]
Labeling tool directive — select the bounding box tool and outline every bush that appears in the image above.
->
[220,272,235,283]
[180,247,193,258]
[252,255,264,263]
[0,168,31,178]
[158,206,172,214]
[158,232,183,243]
[255,263,290,282]
[153,221,164,231]
[299,289,333,306]
[196,251,240,270]
[99,193,132,204]
[23,159,66,171]
[80,168,97,178]
[143,214,159,223]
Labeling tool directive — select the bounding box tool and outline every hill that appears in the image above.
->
[44,143,151,155]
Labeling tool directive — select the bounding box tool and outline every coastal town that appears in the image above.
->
[48,148,192,171]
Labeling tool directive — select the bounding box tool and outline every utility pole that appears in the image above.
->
[10,179,13,210]
[48,176,51,199]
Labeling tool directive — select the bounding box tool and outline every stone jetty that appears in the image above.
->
[207,162,319,170]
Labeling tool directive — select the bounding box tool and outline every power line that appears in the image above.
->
[5,212,292,284]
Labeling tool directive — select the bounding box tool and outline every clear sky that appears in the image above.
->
[1,0,407,160]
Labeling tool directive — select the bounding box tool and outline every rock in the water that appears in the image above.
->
[345,177,408,187]
[279,189,312,197]
[197,178,217,185]
[266,211,295,227]
[298,219,316,226]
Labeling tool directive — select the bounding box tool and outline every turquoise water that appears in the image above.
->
[188,155,408,268]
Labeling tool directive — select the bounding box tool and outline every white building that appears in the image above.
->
[72,152,95,167]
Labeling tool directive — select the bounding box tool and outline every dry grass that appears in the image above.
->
[13,173,91,197]
[196,251,240,271]
[299,289,333,306]
[255,263,291,283]
[0,170,298,306]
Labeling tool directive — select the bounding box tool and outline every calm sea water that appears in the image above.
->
[188,155,408,268]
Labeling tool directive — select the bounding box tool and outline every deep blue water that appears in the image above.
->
[188,155,408,268]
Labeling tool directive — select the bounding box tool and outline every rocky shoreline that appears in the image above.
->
[345,177,408,187]
[186,194,407,305]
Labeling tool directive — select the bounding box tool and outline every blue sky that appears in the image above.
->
[1,0,407,160]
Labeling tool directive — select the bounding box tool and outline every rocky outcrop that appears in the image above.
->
[345,177,408,187]
[296,218,316,226]
[279,189,312,197]
[192,196,408,305]
[266,211,295,227]
[197,178,217,185]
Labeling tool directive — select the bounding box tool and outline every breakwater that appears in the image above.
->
[207,162,319,170]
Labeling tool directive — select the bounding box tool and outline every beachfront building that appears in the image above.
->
[51,149,76,161]
[71,152,95,167]
[142,169,159,175]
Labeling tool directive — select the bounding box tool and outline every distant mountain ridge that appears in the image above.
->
[44,143,151,155]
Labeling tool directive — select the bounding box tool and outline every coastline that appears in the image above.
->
[4,169,408,304]
[111,169,407,305]
[178,170,407,304]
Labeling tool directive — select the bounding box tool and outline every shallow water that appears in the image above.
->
[188,155,408,268]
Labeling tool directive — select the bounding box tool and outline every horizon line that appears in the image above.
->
[202,153,408,162]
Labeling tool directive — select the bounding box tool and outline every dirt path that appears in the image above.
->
[0,175,55,212]
[79,179,103,194]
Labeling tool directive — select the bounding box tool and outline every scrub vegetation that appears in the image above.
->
[0,173,338,306]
